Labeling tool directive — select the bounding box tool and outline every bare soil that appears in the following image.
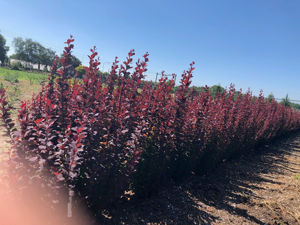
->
[104,133,300,225]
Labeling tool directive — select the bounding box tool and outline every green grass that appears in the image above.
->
[295,174,300,180]
[0,67,45,118]
[0,67,47,84]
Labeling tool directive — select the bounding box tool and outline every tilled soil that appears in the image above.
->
[105,133,300,225]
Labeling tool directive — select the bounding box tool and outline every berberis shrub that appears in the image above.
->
[1,37,300,216]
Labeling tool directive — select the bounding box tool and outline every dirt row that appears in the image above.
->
[105,133,300,225]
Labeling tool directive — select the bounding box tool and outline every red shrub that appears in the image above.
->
[1,37,300,217]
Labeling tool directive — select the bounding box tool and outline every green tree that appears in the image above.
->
[280,94,291,108]
[71,55,81,68]
[267,93,275,102]
[210,84,225,98]
[290,102,300,110]
[11,37,55,69]
[39,47,55,67]
[0,33,9,65]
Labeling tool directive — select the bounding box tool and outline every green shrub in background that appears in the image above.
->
[4,71,19,84]
[75,64,87,78]
[10,61,23,71]
[8,85,21,106]
[43,66,49,72]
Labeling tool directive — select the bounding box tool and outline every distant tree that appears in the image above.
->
[12,37,36,63]
[280,94,292,108]
[101,71,109,83]
[267,93,275,102]
[190,86,203,95]
[210,85,225,98]
[0,33,9,65]
[71,55,81,68]
[39,47,56,67]
[291,102,300,110]
[11,37,55,69]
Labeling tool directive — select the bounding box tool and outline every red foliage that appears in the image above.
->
[1,37,300,214]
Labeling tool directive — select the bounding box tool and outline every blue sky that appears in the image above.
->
[0,0,300,100]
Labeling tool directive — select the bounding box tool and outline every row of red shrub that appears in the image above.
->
[1,37,300,216]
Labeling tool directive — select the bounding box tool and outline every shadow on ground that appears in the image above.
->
[99,132,300,225]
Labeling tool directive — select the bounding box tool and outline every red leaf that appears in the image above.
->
[77,126,84,134]
[35,118,43,125]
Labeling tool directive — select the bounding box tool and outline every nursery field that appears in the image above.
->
[0,38,300,225]
[0,99,299,225]
[0,67,44,113]
[0,74,299,224]
[0,67,46,84]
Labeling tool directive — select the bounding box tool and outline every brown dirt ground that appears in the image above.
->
[103,133,300,225]
[0,122,11,161]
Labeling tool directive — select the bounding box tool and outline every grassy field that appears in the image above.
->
[0,67,44,160]
[0,67,45,118]
[0,67,46,84]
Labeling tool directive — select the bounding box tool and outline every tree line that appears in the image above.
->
[0,33,81,70]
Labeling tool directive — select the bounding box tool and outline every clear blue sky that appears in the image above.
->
[0,0,300,100]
